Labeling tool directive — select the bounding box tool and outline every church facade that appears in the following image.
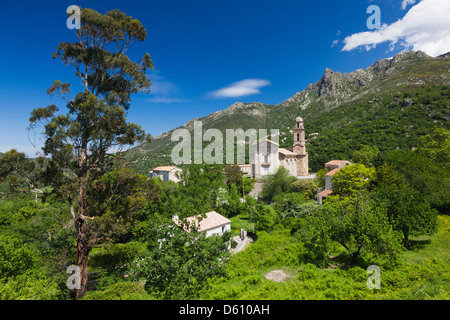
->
[250,116,309,179]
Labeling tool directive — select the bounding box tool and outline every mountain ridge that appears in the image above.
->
[126,50,450,173]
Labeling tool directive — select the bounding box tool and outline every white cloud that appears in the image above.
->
[145,97,186,103]
[402,0,416,10]
[342,0,450,57]
[331,39,340,48]
[145,72,185,103]
[150,79,178,97]
[210,79,271,98]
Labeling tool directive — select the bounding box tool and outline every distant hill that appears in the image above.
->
[125,50,450,174]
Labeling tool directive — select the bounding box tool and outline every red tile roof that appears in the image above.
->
[152,166,180,172]
[318,189,333,196]
[325,167,341,176]
[176,211,231,233]
[325,160,351,165]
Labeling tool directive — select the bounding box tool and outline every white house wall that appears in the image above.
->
[325,175,332,190]
[204,223,231,237]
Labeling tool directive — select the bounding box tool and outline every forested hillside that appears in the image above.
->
[126,51,450,173]
[1,126,449,300]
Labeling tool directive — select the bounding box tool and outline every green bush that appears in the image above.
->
[89,241,147,272]
[254,204,278,232]
[82,281,152,300]
[273,192,306,216]
[260,167,295,201]
[0,270,63,300]
[290,179,318,200]
[0,234,40,278]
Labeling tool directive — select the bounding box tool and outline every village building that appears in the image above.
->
[149,166,182,182]
[238,164,251,177]
[250,116,309,179]
[317,160,353,204]
[173,211,231,237]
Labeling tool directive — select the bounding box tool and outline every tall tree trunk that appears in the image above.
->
[75,214,89,300]
[74,148,90,300]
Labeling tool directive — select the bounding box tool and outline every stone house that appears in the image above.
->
[173,211,231,237]
[317,160,353,204]
[149,166,182,182]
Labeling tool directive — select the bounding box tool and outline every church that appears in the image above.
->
[250,116,309,179]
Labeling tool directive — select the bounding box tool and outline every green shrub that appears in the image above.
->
[290,179,318,200]
[0,270,63,300]
[254,204,278,232]
[260,167,295,201]
[0,234,40,278]
[89,241,147,272]
[82,281,152,300]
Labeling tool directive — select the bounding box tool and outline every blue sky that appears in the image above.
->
[1,0,449,156]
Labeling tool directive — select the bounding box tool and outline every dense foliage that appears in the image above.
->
[1,28,449,301]
[0,127,448,301]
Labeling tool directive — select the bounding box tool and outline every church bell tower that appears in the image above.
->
[293,116,308,176]
[293,116,306,155]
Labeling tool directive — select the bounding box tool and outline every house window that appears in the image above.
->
[221,226,225,233]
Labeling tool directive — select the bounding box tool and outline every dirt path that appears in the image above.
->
[264,269,293,282]
[249,181,263,199]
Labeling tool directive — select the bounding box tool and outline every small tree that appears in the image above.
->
[0,149,44,195]
[273,192,305,217]
[314,168,327,189]
[254,203,278,232]
[297,195,403,265]
[128,221,231,299]
[290,179,317,200]
[220,183,245,217]
[224,165,255,197]
[261,167,295,201]
[224,165,242,188]
[331,163,375,197]
[371,185,438,246]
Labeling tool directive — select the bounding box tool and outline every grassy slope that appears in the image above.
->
[80,215,449,300]
[197,215,450,300]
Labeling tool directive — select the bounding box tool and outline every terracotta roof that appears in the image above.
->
[151,166,180,172]
[318,189,333,196]
[325,160,351,165]
[278,148,296,156]
[179,211,231,233]
[325,167,341,176]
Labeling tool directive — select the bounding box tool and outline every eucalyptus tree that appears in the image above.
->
[29,8,153,299]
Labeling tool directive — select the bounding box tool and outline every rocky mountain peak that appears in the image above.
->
[437,51,450,59]
[318,68,338,97]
